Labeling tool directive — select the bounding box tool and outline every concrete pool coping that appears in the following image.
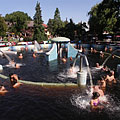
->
[0,73,78,87]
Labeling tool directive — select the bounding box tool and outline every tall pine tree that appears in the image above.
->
[33,1,47,42]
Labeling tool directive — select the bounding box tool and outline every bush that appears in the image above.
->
[24,37,33,42]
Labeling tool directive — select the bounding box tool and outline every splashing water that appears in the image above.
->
[34,40,41,51]
[102,49,120,67]
[70,89,92,111]
[0,50,12,62]
[57,66,79,82]
[71,89,120,116]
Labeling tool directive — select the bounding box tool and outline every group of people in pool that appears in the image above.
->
[0,47,42,93]
[90,65,117,109]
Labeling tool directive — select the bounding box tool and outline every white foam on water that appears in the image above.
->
[4,63,26,68]
[71,89,120,118]
[70,89,92,111]
[57,66,79,82]
[103,94,120,113]
[70,88,120,114]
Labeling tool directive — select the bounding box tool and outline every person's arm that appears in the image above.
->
[113,78,117,83]
[90,100,94,106]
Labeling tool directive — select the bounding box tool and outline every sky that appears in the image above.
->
[0,0,103,24]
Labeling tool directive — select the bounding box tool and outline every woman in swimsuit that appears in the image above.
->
[90,92,100,109]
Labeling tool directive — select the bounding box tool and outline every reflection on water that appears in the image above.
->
[0,51,119,120]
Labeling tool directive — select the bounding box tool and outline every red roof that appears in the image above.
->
[42,24,47,28]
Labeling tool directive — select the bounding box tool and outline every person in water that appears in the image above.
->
[69,63,74,73]
[61,56,67,63]
[90,92,100,109]
[70,56,73,61]
[0,84,8,95]
[18,53,23,59]
[9,73,22,88]
[98,77,106,88]
[93,85,104,97]
[96,63,101,68]
[105,70,116,84]
[9,60,20,69]
[32,52,37,58]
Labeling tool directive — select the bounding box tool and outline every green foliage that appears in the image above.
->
[88,0,118,35]
[0,16,7,37]
[47,19,54,35]
[47,8,64,36]
[5,11,32,34]
[63,19,76,40]
[24,36,33,42]
[33,1,47,42]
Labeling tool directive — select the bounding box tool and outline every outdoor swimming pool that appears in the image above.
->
[0,49,120,120]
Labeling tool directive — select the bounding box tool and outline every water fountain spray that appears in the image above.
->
[73,51,93,86]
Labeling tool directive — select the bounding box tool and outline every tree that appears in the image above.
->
[5,11,31,34]
[33,1,47,42]
[0,16,7,37]
[47,8,64,36]
[47,19,54,35]
[88,0,118,37]
[63,19,76,40]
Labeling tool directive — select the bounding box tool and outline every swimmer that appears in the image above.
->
[109,47,112,52]
[61,57,67,63]
[9,60,20,69]
[112,54,115,59]
[105,70,116,84]
[93,85,104,97]
[9,73,22,88]
[96,63,100,68]
[90,92,100,109]
[0,85,8,95]
[70,57,73,61]
[18,53,23,59]
[90,48,94,53]
[93,49,97,54]
[33,52,37,58]
[100,51,104,58]
[98,77,106,88]
[69,63,74,73]
[104,47,108,52]
[25,47,28,51]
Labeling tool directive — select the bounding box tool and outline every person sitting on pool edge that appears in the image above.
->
[9,73,22,88]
